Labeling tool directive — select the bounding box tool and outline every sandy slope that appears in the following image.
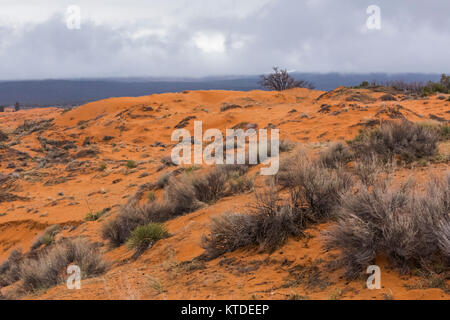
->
[0,88,449,300]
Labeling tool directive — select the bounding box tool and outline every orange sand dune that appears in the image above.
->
[0,88,449,300]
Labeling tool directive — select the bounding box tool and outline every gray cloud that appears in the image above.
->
[0,0,449,80]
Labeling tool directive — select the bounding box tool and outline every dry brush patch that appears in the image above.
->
[102,165,254,248]
[276,150,353,221]
[323,174,450,279]
[0,238,109,294]
[202,153,353,259]
[348,120,439,163]
[201,185,306,258]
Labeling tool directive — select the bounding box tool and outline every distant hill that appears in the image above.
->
[0,73,441,108]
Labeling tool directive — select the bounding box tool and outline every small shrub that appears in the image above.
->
[0,249,23,287]
[440,124,450,140]
[227,173,255,194]
[85,208,110,221]
[165,175,199,213]
[277,150,353,220]
[279,139,295,153]
[202,212,262,258]
[202,185,307,258]
[319,143,353,168]
[0,130,8,142]
[126,160,137,169]
[99,163,107,171]
[259,67,315,91]
[349,121,439,162]
[353,154,387,186]
[188,168,228,203]
[156,172,172,189]
[20,238,108,292]
[380,94,397,101]
[324,174,450,279]
[31,225,61,250]
[127,223,169,250]
[101,219,125,248]
[147,191,156,202]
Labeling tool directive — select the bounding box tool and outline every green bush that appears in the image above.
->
[85,208,110,221]
[126,160,137,169]
[127,223,169,250]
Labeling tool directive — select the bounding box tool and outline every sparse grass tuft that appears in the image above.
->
[127,223,169,251]
[126,160,137,169]
[30,225,61,250]
[85,208,110,221]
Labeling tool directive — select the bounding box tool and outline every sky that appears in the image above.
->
[0,0,449,80]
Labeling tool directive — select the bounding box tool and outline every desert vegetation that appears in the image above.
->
[102,164,254,248]
[354,73,450,96]
[0,238,108,295]
[1,85,449,300]
[259,67,315,91]
[348,120,439,162]
[324,174,450,279]
[202,151,353,258]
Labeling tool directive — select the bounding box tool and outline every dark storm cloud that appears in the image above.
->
[0,0,449,80]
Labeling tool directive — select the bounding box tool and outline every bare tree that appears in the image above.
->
[259,67,315,91]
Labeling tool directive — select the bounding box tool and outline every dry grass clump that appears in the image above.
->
[277,150,353,221]
[279,139,295,153]
[349,121,439,162]
[186,168,228,203]
[30,224,61,250]
[102,201,171,247]
[20,238,108,292]
[352,154,394,186]
[0,129,8,142]
[319,143,353,169]
[0,249,23,287]
[156,171,172,189]
[324,174,450,279]
[202,186,305,258]
[0,239,108,293]
[202,154,353,259]
[102,164,253,247]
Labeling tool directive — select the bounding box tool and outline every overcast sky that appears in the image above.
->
[0,0,449,80]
